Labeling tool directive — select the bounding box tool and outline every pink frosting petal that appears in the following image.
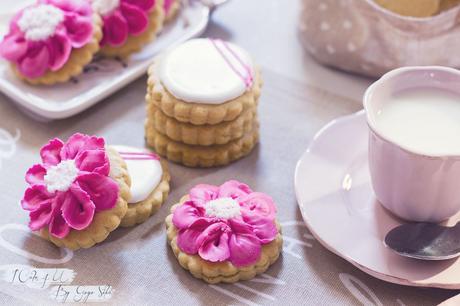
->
[176,218,211,254]
[18,43,50,79]
[46,33,72,71]
[189,184,219,206]
[228,232,261,267]
[74,149,109,175]
[60,133,105,160]
[61,184,96,230]
[63,13,93,48]
[0,34,28,61]
[172,200,206,229]
[218,180,252,200]
[229,219,262,267]
[197,222,231,263]
[21,185,53,211]
[101,11,129,46]
[29,199,53,231]
[76,173,119,211]
[227,218,262,267]
[124,0,155,11]
[40,138,64,166]
[48,200,70,239]
[25,164,47,185]
[120,2,149,35]
[239,192,277,220]
[241,214,277,244]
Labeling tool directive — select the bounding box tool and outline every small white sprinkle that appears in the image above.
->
[347,42,356,52]
[320,22,330,31]
[343,20,352,29]
[319,3,328,11]
[326,45,335,54]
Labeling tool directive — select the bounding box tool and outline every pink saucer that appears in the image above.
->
[295,110,460,289]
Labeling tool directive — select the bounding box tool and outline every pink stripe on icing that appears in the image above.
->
[210,39,253,89]
[220,40,254,88]
[118,151,160,160]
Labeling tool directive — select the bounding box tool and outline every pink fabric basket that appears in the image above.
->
[299,0,460,77]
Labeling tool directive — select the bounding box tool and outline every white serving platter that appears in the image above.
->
[0,1,212,120]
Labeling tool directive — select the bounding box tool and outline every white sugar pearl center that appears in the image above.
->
[44,160,79,193]
[205,197,241,219]
[18,5,64,41]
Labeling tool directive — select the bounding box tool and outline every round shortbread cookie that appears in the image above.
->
[145,122,260,168]
[165,192,283,284]
[146,102,257,146]
[40,147,131,250]
[12,13,102,85]
[99,1,164,58]
[146,39,262,126]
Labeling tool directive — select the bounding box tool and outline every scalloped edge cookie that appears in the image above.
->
[120,159,171,227]
[12,13,103,85]
[146,121,260,168]
[40,147,131,250]
[100,1,165,58]
[165,198,283,284]
[146,102,257,146]
[146,67,262,126]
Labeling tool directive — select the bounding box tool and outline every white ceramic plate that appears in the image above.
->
[295,110,460,289]
[0,1,211,120]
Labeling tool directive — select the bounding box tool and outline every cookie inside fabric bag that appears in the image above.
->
[374,0,460,17]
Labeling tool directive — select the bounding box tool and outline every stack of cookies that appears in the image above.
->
[145,39,262,168]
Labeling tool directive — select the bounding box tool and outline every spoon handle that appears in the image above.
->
[439,294,460,306]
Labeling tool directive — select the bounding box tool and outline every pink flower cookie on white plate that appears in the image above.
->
[165,180,283,284]
[93,0,165,58]
[21,133,131,250]
[112,145,170,227]
[0,0,102,85]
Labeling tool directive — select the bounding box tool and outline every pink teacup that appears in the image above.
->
[364,66,460,222]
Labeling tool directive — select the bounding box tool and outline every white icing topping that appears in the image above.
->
[158,38,255,104]
[18,4,64,41]
[112,145,163,203]
[92,0,120,16]
[205,197,241,219]
[44,160,79,193]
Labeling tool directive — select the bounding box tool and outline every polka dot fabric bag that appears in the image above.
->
[299,0,460,77]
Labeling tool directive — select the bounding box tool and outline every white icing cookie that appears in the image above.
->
[158,38,255,104]
[112,145,163,203]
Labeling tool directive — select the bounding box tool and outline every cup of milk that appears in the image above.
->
[364,66,460,222]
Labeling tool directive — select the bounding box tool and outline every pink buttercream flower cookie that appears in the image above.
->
[21,133,131,250]
[0,0,103,85]
[165,180,283,283]
[93,0,165,58]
